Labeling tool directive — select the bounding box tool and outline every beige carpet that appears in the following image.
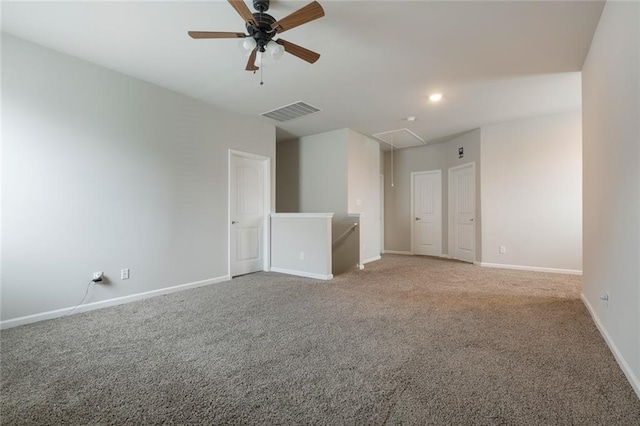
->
[2,255,639,424]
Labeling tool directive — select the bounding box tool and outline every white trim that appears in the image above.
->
[264,155,272,273]
[228,149,270,162]
[380,174,385,255]
[0,275,231,330]
[410,172,415,255]
[270,267,333,281]
[440,254,451,259]
[411,170,443,257]
[581,294,640,399]
[270,213,334,218]
[383,250,413,255]
[478,262,582,275]
[357,264,365,270]
[363,255,381,264]
[228,150,272,277]
[448,162,476,263]
[348,212,363,218]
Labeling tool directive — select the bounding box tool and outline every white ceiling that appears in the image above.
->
[1,1,604,149]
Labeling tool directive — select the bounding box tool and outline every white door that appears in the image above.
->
[412,170,442,256]
[230,152,268,277]
[450,163,475,263]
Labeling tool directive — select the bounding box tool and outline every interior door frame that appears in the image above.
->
[410,170,442,256]
[380,174,385,254]
[228,149,271,277]
[448,162,475,262]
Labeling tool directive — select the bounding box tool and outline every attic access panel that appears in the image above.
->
[373,128,426,151]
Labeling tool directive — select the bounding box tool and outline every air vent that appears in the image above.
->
[260,101,322,122]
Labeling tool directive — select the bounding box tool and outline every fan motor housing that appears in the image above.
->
[247,12,277,51]
[253,0,270,12]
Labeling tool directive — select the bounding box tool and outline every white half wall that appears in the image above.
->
[270,213,333,280]
[480,111,582,272]
[581,0,639,396]
[1,35,276,324]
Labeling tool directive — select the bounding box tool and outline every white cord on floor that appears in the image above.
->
[66,281,95,317]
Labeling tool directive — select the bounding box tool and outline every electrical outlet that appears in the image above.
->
[499,246,507,254]
[92,271,103,281]
[121,268,130,280]
[299,252,305,260]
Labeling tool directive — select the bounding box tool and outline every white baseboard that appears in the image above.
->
[0,275,231,330]
[363,255,381,264]
[477,262,582,275]
[382,251,453,259]
[581,293,640,399]
[270,267,333,280]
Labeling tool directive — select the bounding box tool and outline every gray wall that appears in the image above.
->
[1,35,276,322]
[332,216,361,275]
[480,111,582,271]
[582,0,639,394]
[347,130,381,263]
[383,129,482,257]
[276,129,348,214]
[275,139,300,213]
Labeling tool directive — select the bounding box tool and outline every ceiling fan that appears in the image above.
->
[188,0,324,72]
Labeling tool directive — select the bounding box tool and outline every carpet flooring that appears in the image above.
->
[2,255,639,425]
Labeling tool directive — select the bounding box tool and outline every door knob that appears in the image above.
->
[470,219,474,222]
[232,221,239,224]
[415,217,420,221]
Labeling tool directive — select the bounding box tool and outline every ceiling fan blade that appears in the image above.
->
[276,39,320,64]
[228,0,258,27]
[188,31,247,39]
[246,48,259,71]
[271,1,325,33]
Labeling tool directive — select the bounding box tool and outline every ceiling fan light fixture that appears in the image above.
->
[254,50,271,67]
[268,41,285,60]
[242,37,258,51]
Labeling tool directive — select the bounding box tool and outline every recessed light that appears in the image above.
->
[429,93,443,102]
[406,116,416,122]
